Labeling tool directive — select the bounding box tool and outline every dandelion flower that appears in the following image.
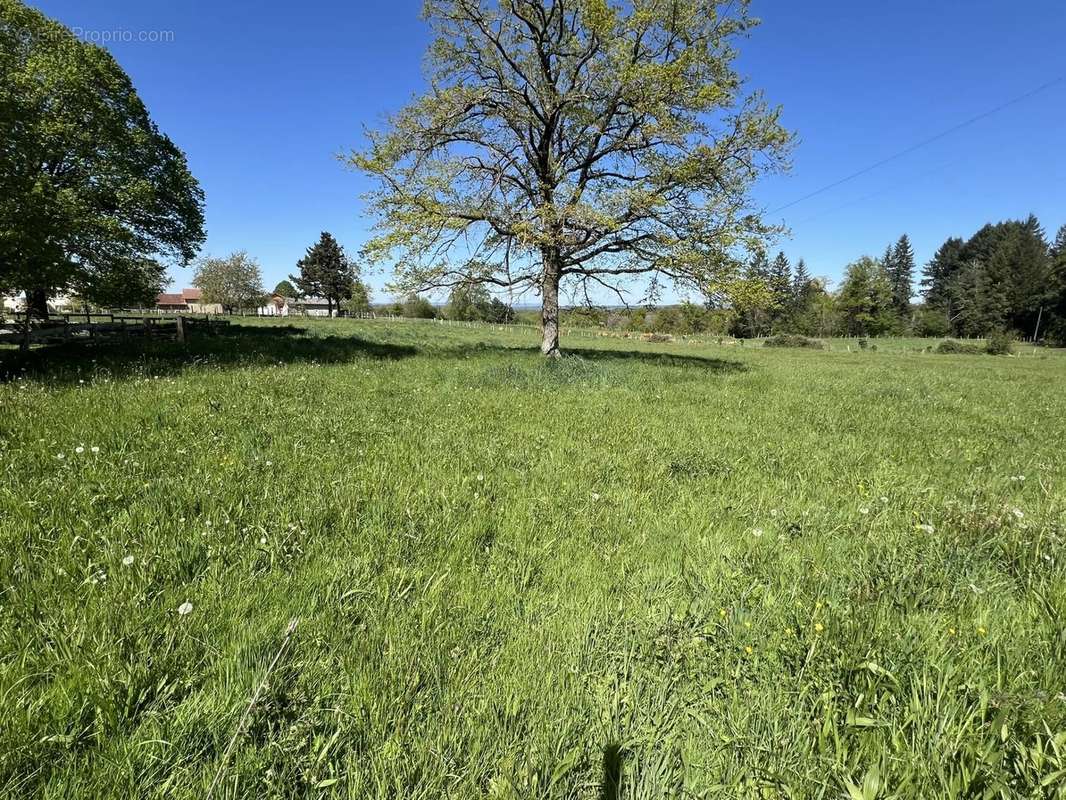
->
[122,555,135,566]
[178,601,193,616]
[977,625,987,635]
[744,645,753,655]
[744,620,752,629]
[719,608,727,618]
[948,627,956,636]
[814,622,824,633]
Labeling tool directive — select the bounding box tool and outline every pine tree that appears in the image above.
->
[922,237,964,311]
[768,251,792,328]
[291,232,354,316]
[889,234,915,316]
[792,258,812,301]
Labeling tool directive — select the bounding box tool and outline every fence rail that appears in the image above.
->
[0,314,229,350]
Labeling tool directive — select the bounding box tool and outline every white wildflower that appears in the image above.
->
[259,536,267,545]
[122,555,135,566]
[918,523,935,534]
[75,446,85,454]
[177,601,193,616]
[1011,508,1024,520]
[91,446,100,454]
[859,507,870,515]
[752,527,764,538]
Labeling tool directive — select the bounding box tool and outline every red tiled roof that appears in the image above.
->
[182,288,202,301]
[156,293,185,306]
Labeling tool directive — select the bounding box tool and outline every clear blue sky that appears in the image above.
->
[31,0,1066,301]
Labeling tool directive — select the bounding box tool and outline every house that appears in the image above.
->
[156,288,222,314]
[2,292,74,314]
[291,296,335,317]
[257,294,290,317]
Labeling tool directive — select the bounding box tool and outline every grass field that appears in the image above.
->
[2,318,1065,799]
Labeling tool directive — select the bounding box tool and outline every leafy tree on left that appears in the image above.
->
[0,0,204,317]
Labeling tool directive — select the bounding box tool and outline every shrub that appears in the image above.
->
[935,339,984,355]
[763,334,824,350]
[641,332,674,343]
[985,331,1014,355]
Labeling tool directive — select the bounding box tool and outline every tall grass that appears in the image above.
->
[1,319,1064,798]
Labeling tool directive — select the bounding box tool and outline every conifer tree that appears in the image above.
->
[922,237,965,311]
[291,232,354,316]
[889,234,915,316]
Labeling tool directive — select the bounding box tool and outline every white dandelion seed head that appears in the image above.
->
[859,507,870,515]
[752,527,764,538]
[177,601,193,616]
[918,523,935,534]
[591,492,601,501]
[1011,508,1024,519]
[122,555,135,566]
[91,446,100,453]
[476,473,484,482]
[75,446,84,454]
[259,536,267,545]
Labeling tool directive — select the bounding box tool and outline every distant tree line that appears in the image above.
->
[547,216,1065,343]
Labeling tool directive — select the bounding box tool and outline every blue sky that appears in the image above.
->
[31,0,1066,301]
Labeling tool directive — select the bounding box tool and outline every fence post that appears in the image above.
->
[176,315,186,343]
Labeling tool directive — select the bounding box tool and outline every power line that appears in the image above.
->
[770,75,1065,215]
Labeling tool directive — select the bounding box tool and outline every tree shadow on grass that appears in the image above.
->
[0,324,417,385]
[441,341,748,373]
[601,742,624,800]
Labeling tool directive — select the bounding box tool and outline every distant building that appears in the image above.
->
[156,288,222,314]
[291,296,335,317]
[258,294,291,316]
[3,292,74,313]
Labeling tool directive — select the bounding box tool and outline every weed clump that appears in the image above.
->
[764,334,824,350]
[985,331,1014,355]
[935,340,986,355]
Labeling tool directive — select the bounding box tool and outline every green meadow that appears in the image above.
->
[1,319,1065,799]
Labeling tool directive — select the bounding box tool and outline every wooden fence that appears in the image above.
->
[0,314,229,351]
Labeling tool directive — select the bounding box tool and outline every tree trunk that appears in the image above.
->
[26,287,49,320]
[540,250,561,358]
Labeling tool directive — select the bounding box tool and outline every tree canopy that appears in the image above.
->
[193,252,266,312]
[291,232,355,316]
[0,0,204,316]
[352,0,791,355]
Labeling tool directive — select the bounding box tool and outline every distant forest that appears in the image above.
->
[517,216,1066,343]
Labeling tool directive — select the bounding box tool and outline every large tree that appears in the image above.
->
[888,234,914,316]
[837,256,895,337]
[352,0,791,356]
[193,251,266,312]
[291,232,354,316]
[921,236,965,312]
[0,0,204,318]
